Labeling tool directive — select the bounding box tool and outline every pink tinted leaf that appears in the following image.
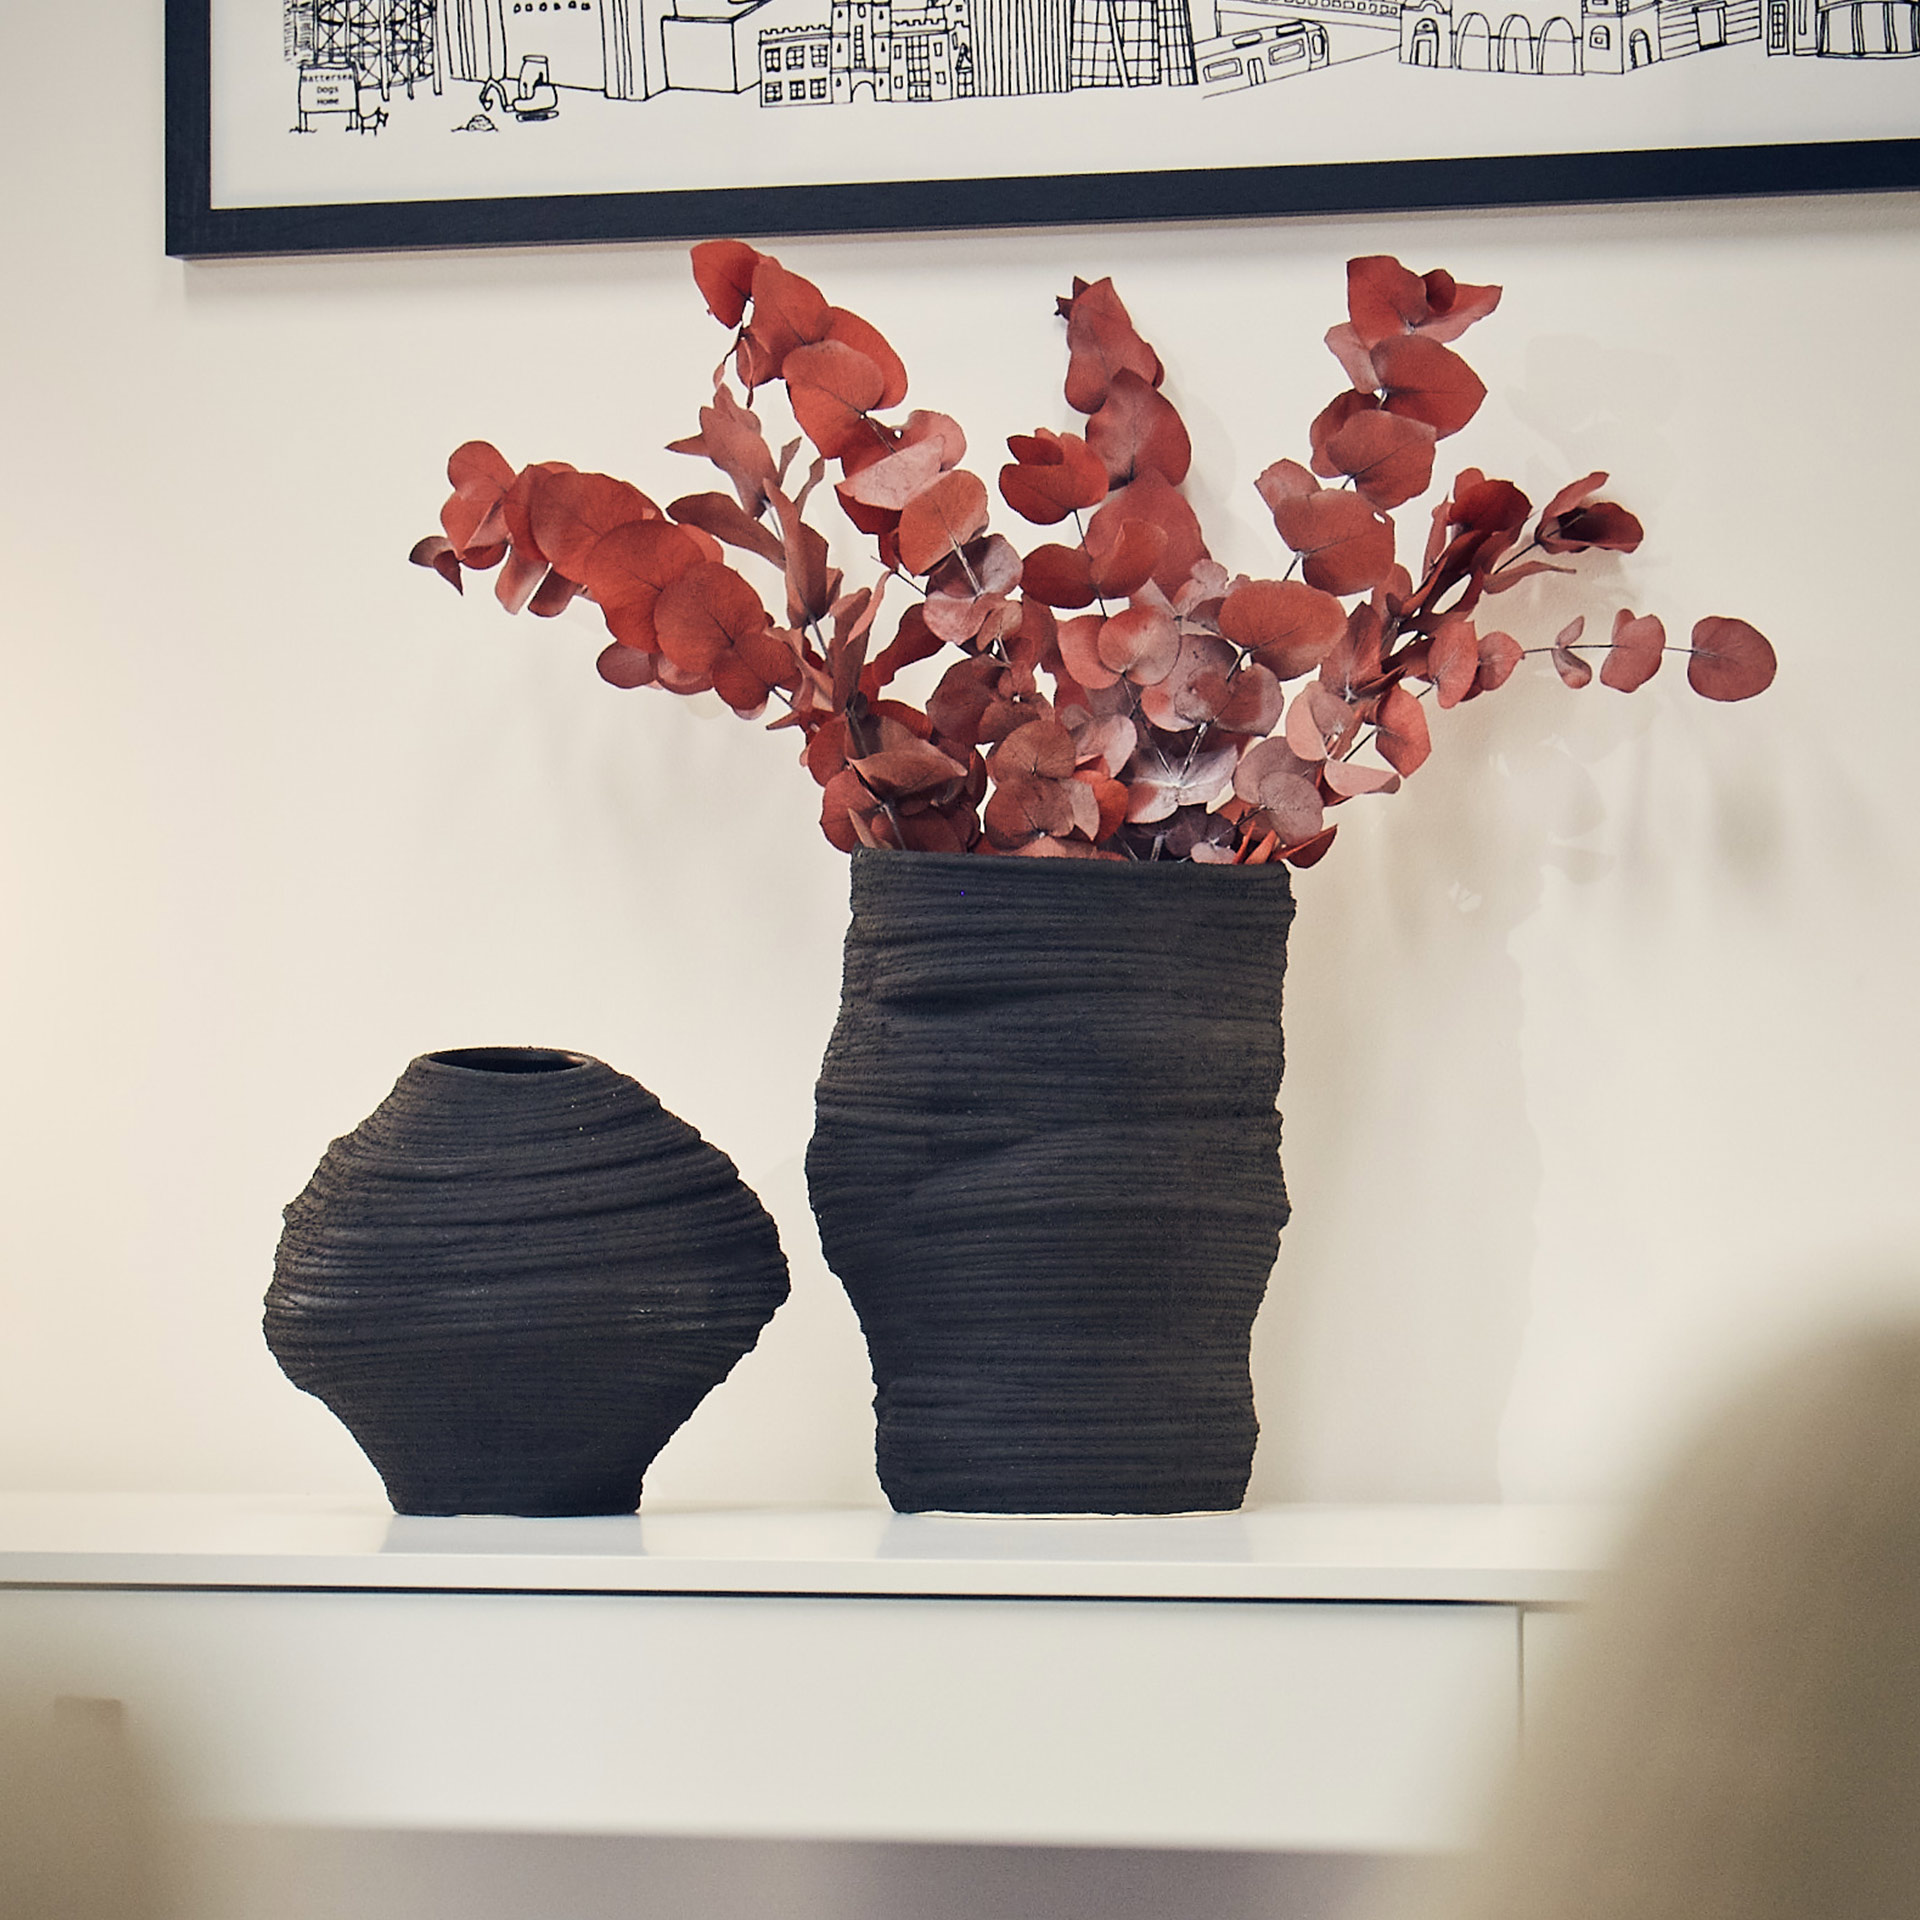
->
[1086,369,1192,486]
[1600,609,1665,693]
[1323,322,1379,393]
[1097,605,1181,685]
[410,534,464,592]
[1374,683,1432,776]
[1322,757,1401,798]
[1688,617,1777,702]
[668,491,787,568]
[1551,616,1593,689]
[597,640,658,689]
[1474,629,1523,696]
[1428,616,1480,708]
[821,307,909,410]
[897,470,990,576]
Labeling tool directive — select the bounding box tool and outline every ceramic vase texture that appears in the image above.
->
[806,849,1296,1515]
[265,1047,789,1516]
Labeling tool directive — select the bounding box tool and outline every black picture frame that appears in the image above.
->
[166,0,1920,259]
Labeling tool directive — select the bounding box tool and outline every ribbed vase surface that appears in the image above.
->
[807,851,1295,1514]
[266,1047,789,1516]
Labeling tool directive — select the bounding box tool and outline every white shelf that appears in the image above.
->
[0,1497,1611,1852]
[0,1494,1610,1604]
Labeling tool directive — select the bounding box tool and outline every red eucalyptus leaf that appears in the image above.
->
[1233,736,1325,845]
[441,440,518,556]
[1687,617,1777,702]
[1429,616,1480,708]
[1551,615,1593,689]
[784,339,889,459]
[597,640,659,689]
[528,470,661,579]
[1323,322,1380,394]
[737,256,830,386]
[1374,683,1432,776]
[1092,471,1205,598]
[1057,613,1116,690]
[1322,757,1401,798]
[999,429,1110,524]
[1071,711,1138,777]
[410,535,464,592]
[1138,634,1236,732]
[1267,487,1397,596]
[527,569,581,618]
[988,717,1078,781]
[1372,334,1488,439]
[691,240,762,327]
[1062,277,1164,415]
[1347,255,1501,348]
[1280,824,1338,869]
[1020,543,1097,609]
[1085,511,1169,600]
[495,546,548,615]
[1541,496,1645,556]
[654,560,772,675]
[897,470,989,576]
[1254,458,1318,517]
[1097,605,1181,685]
[1600,609,1665,693]
[1308,391,1382,477]
[1086,369,1192,487]
[668,387,779,514]
[668,491,787,568]
[928,654,1005,744]
[1320,604,1385,702]
[1285,683,1360,762]
[985,773,1075,848]
[1216,661,1283,735]
[1323,409,1439,511]
[853,735,968,800]
[1124,735,1241,819]
[1474,629,1524,697]
[1217,578,1347,681]
[579,518,703,616]
[822,307,908,409]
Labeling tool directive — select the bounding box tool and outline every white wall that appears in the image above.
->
[1,2,1915,1514]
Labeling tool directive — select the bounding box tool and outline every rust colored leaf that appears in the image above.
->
[985,772,1075,848]
[668,386,779,514]
[691,240,763,328]
[528,470,661,579]
[1097,605,1180,685]
[653,560,772,675]
[898,470,990,576]
[577,518,703,617]
[853,732,968,800]
[1086,369,1192,487]
[1429,615,1480,708]
[1323,410,1438,511]
[1687,617,1777,702]
[1268,487,1397,596]
[1347,256,1501,349]
[989,717,1078,782]
[1218,578,1348,681]
[1255,458,1318,519]
[1233,736,1325,845]
[785,339,889,460]
[1123,735,1240,820]
[1374,683,1432,776]
[739,256,831,385]
[1323,322,1379,394]
[1092,471,1205,598]
[1551,615,1593,689]
[1281,824,1338,869]
[441,440,517,556]
[1139,634,1236,732]
[1062,277,1164,415]
[668,491,786,568]
[1320,604,1385,702]
[410,534,464,592]
[839,436,943,513]
[1085,511,1169,601]
[1285,683,1360,762]
[495,546,548,615]
[928,654,1006,745]
[1070,711,1138,777]
[823,306,909,409]
[1322,757,1401,798]
[1020,543,1097,609]
[1000,429,1110,524]
[597,640,659,689]
[1216,661,1283,735]
[527,569,581,618]
[1538,471,1645,555]
[1057,613,1117,690]
[1309,391,1381,477]
[1372,334,1487,439]
[1600,609,1665,693]
[1474,629,1523,696]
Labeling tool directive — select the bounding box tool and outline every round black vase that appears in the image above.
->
[806,850,1296,1515]
[265,1047,789,1516]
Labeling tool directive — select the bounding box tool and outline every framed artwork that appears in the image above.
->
[167,0,1919,256]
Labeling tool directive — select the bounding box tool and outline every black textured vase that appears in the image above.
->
[266,1047,789,1516]
[806,850,1296,1515]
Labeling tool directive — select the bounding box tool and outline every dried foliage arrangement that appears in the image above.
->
[413,247,1775,866]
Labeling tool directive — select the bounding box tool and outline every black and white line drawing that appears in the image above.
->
[279,0,1912,139]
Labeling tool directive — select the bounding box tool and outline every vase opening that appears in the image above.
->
[426,1047,590,1075]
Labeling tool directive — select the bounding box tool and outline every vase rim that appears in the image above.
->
[421,1047,595,1076]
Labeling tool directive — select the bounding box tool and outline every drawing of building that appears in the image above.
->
[1398,0,1756,68]
[965,0,1073,90]
[1765,0,1917,48]
[761,20,835,93]
[891,3,978,97]
[1067,0,1199,83]
[284,0,442,96]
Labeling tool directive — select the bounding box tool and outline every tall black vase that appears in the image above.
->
[266,1047,789,1516]
[806,850,1296,1515]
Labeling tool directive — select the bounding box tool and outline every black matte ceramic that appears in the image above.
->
[266,1048,789,1516]
[807,851,1295,1514]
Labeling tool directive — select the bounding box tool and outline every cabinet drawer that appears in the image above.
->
[0,1589,1516,1850]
